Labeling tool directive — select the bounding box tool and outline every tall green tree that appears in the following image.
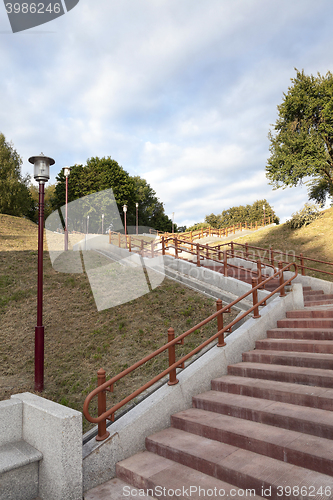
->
[204,200,278,228]
[266,69,333,205]
[133,176,174,232]
[0,132,34,218]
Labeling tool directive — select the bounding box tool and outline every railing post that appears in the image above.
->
[128,235,131,252]
[109,230,111,244]
[118,233,121,247]
[251,278,261,319]
[151,241,154,258]
[162,236,165,256]
[300,253,305,276]
[216,299,226,347]
[195,244,200,267]
[141,239,144,256]
[201,228,204,238]
[250,222,252,230]
[167,328,178,385]
[223,250,228,277]
[225,226,228,237]
[230,241,234,258]
[270,247,274,267]
[96,368,110,441]
[245,243,249,259]
[255,221,258,230]
[206,244,209,260]
[233,225,235,234]
[278,261,286,296]
[257,259,262,288]
[174,237,178,259]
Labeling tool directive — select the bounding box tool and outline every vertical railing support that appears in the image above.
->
[141,239,144,256]
[216,299,226,347]
[174,237,178,259]
[223,251,228,277]
[167,328,179,385]
[128,236,131,252]
[206,244,209,259]
[96,369,110,441]
[109,230,111,244]
[245,243,249,259]
[196,244,201,267]
[300,253,305,276]
[270,247,274,267]
[230,241,234,258]
[257,260,262,288]
[278,261,286,296]
[162,236,165,256]
[252,278,261,318]
[118,233,121,247]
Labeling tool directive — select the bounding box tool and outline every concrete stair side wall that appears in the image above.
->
[82,283,304,493]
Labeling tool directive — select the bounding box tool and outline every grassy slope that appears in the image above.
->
[0,214,236,433]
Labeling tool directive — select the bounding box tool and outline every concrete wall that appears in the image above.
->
[10,393,82,500]
[82,283,304,492]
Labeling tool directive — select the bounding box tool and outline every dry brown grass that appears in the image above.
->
[0,214,236,433]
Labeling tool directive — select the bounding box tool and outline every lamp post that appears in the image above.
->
[62,167,71,251]
[136,202,138,235]
[123,204,127,248]
[172,212,175,234]
[29,153,55,392]
[102,213,104,234]
[263,204,266,226]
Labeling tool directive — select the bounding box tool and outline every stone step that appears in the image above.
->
[167,408,333,475]
[286,309,333,318]
[211,375,333,410]
[305,297,333,306]
[255,338,333,353]
[277,318,333,328]
[192,390,333,438]
[242,349,333,369]
[0,440,42,500]
[228,361,333,388]
[267,327,333,340]
[303,290,324,296]
[143,429,333,500]
[116,450,265,500]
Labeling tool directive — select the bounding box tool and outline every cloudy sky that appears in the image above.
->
[1,0,333,226]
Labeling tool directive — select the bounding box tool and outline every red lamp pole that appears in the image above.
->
[29,153,55,392]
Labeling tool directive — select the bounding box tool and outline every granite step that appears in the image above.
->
[267,327,333,340]
[242,349,333,369]
[228,361,333,387]
[277,318,333,328]
[166,409,333,475]
[116,450,265,500]
[211,374,333,410]
[192,390,333,438]
[286,309,333,318]
[255,338,333,353]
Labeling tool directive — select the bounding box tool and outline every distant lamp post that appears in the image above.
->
[123,204,127,248]
[135,203,139,235]
[172,212,175,234]
[263,204,266,226]
[87,215,89,234]
[29,153,55,392]
[62,167,71,251]
[102,213,104,234]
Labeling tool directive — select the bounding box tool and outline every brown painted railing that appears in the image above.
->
[214,241,333,280]
[83,261,297,440]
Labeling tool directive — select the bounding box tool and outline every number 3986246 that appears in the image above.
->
[5,3,61,14]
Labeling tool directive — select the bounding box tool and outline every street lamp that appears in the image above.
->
[123,204,127,248]
[102,213,104,234]
[62,166,71,251]
[136,203,138,235]
[263,204,266,226]
[29,153,55,392]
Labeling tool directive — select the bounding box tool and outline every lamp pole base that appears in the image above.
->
[34,325,44,392]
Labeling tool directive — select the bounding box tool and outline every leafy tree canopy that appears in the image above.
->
[54,157,174,232]
[0,132,34,218]
[266,69,333,205]
[204,199,278,229]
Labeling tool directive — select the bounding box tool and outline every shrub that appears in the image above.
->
[286,203,321,229]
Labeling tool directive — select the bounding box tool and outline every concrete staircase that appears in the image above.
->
[202,263,281,291]
[114,287,333,499]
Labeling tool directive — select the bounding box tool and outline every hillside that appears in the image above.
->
[0,214,234,433]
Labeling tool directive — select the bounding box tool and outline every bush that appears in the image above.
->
[286,203,321,229]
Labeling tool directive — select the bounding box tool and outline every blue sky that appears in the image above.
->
[1,0,333,226]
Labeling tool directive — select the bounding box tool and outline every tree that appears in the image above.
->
[29,184,56,224]
[0,132,34,218]
[204,200,278,229]
[133,176,174,232]
[266,69,333,205]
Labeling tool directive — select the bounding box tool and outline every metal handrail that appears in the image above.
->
[83,261,297,440]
